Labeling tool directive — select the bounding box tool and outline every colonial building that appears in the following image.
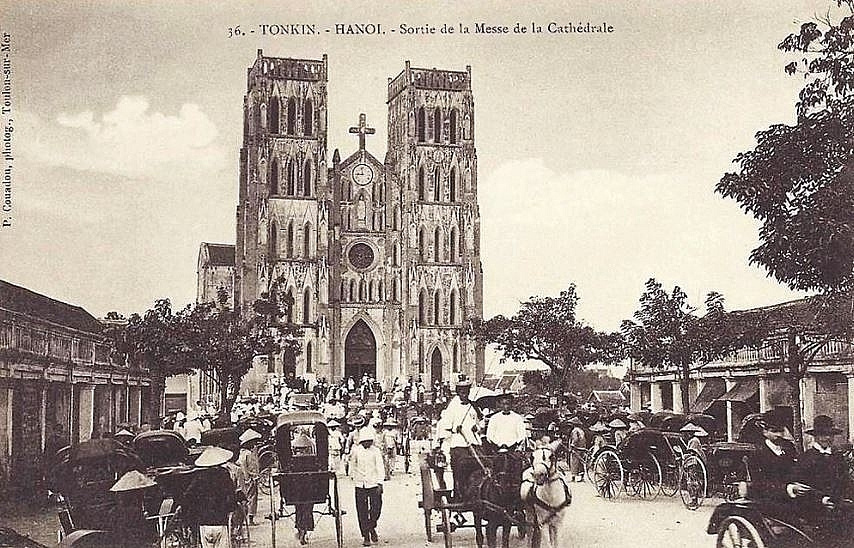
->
[0,279,152,492]
[229,51,485,388]
[628,297,854,444]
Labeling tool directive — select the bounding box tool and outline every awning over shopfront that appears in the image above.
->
[690,381,726,412]
[718,379,759,402]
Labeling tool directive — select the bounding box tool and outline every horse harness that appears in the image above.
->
[523,448,572,527]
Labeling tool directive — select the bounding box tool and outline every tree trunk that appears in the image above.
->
[787,330,805,450]
[680,362,691,413]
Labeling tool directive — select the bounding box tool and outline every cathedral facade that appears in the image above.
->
[232,50,484,388]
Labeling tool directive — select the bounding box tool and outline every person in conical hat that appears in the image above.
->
[608,418,628,445]
[110,470,156,492]
[238,429,262,525]
[114,429,134,445]
[185,446,238,547]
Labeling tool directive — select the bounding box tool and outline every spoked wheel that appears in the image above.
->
[625,452,662,500]
[679,455,708,510]
[660,462,680,497]
[716,516,767,548]
[592,449,624,500]
[258,467,272,495]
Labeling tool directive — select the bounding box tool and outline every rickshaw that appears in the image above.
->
[591,428,692,501]
[50,438,151,546]
[269,411,344,548]
[133,430,197,548]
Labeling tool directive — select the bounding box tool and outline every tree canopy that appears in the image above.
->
[718,2,854,293]
[474,284,622,392]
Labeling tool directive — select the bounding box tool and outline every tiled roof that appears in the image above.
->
[0,280,103,334]
[203,243,235,267]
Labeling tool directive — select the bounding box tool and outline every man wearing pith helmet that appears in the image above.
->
[435,374,482,490]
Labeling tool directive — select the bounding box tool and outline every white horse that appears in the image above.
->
[520,440,572,548]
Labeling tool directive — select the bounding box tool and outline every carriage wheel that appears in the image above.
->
[440,496,453,548]
[332,474,343,548]
[592,449,624,500]
[660,461,680,497]
[715,516,766,548]
[679,455,708,510]
[258,466,272,496]
[626,452,662,500]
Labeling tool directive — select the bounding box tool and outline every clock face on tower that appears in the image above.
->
[351,163,374,186]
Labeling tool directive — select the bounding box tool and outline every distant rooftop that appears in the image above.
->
[0,279,103,334]
[201,243,235,267]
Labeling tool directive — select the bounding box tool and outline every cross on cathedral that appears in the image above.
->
[349,113,375,150]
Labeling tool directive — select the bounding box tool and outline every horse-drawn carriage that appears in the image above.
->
[268,411,344,548]
[419,445,530,548]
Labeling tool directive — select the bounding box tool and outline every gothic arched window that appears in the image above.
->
[450,227,457,261]
[303,160,312,196]
[393,206,400,231]
[378,280,384,301]
[269,221,278,258]
[303,99,313,136]
[418,167,425,201]
[303,223,311,258]
[433,290,442,325]
[434,227,442,262]
[433,107,442,143]
[433,169,440,202]
[287,98,297,134]
[306,342,313,373]
[269,96,280,134]
[270,158,279,194]
[419,228,427,262]
[369,280,376,301]
[393,278,400,302]
[416,107,426,142]
[349,280,356,301]
[449,108,458,144]
[359,279,367,301]
[287,222,295,258]
[393,242,400,267]
[340,280,347,302]
[449,168,456,203]
[419,290,428,325]
[286,289,295,323]
[452,342,459,372]
[303,289,311,323]
[450,290,457,325]
[287,160,296,195]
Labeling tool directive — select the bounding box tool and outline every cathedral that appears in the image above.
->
[199,50,484,393]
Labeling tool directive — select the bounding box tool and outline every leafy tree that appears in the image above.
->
[716,2,854,445]
[474,284,622,394]
[621,279,763,414]
[105,299,187,422]
[174,287,301,414]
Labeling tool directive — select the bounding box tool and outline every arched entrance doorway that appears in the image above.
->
[345,319,376,380]
[431,347,443,384]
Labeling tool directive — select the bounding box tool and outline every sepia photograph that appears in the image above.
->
[2,1,854,546]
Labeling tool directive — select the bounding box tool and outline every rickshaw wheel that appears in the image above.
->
[679,455,708,510]
[716,515,767,548]
[625,451,661,500]
[258,466,272,496]
[592,449,624,501]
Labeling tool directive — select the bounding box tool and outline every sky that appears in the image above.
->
[0,0,834,333]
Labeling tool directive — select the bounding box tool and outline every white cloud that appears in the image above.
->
[479,159,803,331]
[19,96,228,180]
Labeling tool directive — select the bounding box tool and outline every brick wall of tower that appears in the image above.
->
[236,51,329,390]
[387,63,485,384]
